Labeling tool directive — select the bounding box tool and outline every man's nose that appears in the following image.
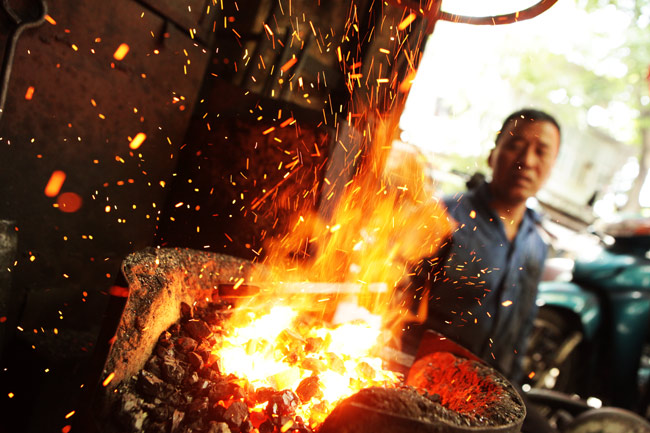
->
[516,145,537,169]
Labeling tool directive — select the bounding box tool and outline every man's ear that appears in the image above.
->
[487,147,495,168]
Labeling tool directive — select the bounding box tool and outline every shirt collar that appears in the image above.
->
[470,180,542,228]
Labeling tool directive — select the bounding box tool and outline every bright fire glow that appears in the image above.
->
[215,305,400,427]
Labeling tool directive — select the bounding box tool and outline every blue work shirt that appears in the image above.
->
[408,181,548,383]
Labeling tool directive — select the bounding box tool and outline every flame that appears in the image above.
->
[208,111,452,427]
[255,112,453,328]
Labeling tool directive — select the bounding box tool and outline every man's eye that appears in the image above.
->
[505,140,525,151]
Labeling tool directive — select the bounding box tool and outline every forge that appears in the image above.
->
[91,247,525,433]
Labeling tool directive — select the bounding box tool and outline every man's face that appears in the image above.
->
[488,119,560,205]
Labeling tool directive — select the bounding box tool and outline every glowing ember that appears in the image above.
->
[128,132,146,149]
[214,305,400,428]
[44,170,66,197]
[398,13,416,30]
[24,86,35,100]
[113,43,130,60]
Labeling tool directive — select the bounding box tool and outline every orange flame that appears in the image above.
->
[210,110,452,427]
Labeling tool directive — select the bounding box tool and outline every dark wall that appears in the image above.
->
[0,0,217,431]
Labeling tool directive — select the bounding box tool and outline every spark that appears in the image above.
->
[102,372,115,387]
[113,43,130,60]
[45,170,66,197]
[44,14,56,25]
[501,300,513,307]
[263,23,274,37]
[280,117,295,128]
[398,13,416,30]
[129,132,146,149]
[280,57,298,73]
[24,86,35,100]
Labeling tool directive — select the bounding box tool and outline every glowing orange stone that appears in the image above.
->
[44,170,66,197]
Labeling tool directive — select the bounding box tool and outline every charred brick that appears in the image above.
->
[187,351,204,370]
[254,387,276,405]
[295,376,322,402]
[240,419,254,433]
[232,384,246,400]
[144,421,167,433]
[187,396,210,421]
[193,378,212,396]
[259,420,275,433]
[171,409,185,433]
[183,371,200,388]
[208,381,234,402]
[144,357,162,379]
[162,356,187,386]
[149,403,171,423]
[155,343,175,360]
[177,337,199,353]
[266,390,300,416]
[208,403,227,422]
[200,366,221,382]
[224,401,249,428]
[184,319,213,340]
[169,323,181,336]
[181,302,194,320]
[158,330,173,347]
[207,421,231,433]
[137,370,170,398]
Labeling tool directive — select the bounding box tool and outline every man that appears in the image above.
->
[405,108,561,385]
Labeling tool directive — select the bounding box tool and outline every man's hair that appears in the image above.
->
[496,108,561,145]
